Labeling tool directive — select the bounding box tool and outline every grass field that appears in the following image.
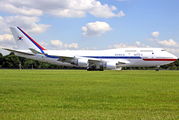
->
[0,69,179,119]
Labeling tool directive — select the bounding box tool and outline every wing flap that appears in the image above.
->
[57,56,75,63]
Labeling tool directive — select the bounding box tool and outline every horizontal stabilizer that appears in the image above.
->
[29,48,42,54]
[3,48,35,55]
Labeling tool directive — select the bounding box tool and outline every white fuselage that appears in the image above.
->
[15,48,178,69]
[6,26,178,71]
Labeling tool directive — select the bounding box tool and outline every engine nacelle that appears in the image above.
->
[71,59,88,67]
[104,62,116,70]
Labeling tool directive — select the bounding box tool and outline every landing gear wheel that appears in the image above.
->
[155,65,160,71]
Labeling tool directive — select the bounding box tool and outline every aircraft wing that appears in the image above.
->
[3,48,35,55]
[57,56,76,63]
[56,54,130,66]
[88,59,130,69]
[28,48,130,65]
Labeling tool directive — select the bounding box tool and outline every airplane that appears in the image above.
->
[3,26,178,71]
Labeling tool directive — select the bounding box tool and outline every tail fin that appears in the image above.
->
[10,26,46,53]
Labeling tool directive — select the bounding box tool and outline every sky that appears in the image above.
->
[0,0,179,57]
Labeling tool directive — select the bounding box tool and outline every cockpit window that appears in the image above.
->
[161,49,165,51]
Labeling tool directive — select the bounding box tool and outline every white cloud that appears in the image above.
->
[0,34,17,55]
[88,2,125,18]
[68,43,79,49]
[82,21,113,37]
[0,0,125,18]
[108,43,126,49]
[81,47,96,50]
[51,40,63,47]
[40,41,48,48]
[157,39,179,47]
[0,3,43,16]
[151,31,160,38]
[50,40,79,49]
[50,9,86,18]
[165,48,179,53]
[135,41,140,46]
[108,41,149,49]
[0,15,51,34]
[52,0,125,18]
[0,34,13,43]
[0,16,6,28]
[164,48,179,58]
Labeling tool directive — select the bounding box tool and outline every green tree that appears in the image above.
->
[174,59,179,67]
[0,53,3,68]
[2,53,20,68]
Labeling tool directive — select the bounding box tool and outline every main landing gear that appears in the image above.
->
[87,66,104,71]
[155,65,160,71]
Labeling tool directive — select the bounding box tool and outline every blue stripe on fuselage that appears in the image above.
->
[45,55,60,58]
[45,55,141,59]
[82,56,141,59]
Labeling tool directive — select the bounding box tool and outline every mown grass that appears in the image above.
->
[0,69,179,119]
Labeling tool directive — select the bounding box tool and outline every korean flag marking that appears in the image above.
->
[18,36,23,41]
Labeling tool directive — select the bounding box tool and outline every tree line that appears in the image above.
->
[0,52,63,69]
[0,52,179,70]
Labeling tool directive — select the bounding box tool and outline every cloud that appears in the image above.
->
[66,43,79,49]
[0,34,17,55]
[51,40,63,47]
[50,40,79,49]
[146,36,179,57]
[164,48,179,58]
[50,9,86,18]
[108,41,149,49]
[0,15,51,34]
[151,31,160,38]
[48,0,125,18]
[81,47,97,50]
[0,34,13,43]
[0,34,16,48]
[0,0,125,18]
[82,21,113,37]
[40,41,48,49]
[88,2,125,18]
[165,48,179,53]
[0,3,43,16]
[157,39,179,47]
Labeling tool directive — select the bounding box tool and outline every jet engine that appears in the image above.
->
[104,62,116,70]
[71,59,88,67]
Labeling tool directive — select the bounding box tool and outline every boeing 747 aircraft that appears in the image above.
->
[3,27,178,71]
